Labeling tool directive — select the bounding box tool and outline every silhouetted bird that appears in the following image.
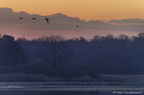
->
[19,17,24,19]
[76,26,79,28]
[45,18,49,21]
[32,18,36,20]
[45,18,50,23]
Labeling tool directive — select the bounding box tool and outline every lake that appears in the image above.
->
[0,91,143,95]
[0,85,143,95]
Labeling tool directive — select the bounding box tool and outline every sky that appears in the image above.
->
[0,0,144,40]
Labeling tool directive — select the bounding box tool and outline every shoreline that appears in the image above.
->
[0,85,144,91]
[0,81,144,85]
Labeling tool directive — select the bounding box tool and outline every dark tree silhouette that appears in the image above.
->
[1,32,144,80]
[0,35,26,66]
[38,35,72,69]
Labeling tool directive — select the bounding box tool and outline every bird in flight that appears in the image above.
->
[45,18,50,23]
[19,17,24,19]
[32,18,36,20]
[76,26,79,28]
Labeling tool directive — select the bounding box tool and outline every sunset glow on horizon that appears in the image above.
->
[0,0,144,21]
[0,0,144,39]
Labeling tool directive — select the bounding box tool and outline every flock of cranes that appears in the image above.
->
[19,17,50,23]
[19,16,79,37]
[19,16,78,27]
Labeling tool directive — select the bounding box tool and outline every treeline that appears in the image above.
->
[0,33,144,80]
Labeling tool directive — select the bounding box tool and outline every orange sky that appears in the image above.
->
[0,0,144,21]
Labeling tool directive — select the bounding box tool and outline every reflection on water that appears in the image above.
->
[0,91,144,95]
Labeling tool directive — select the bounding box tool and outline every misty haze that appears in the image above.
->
[1,0,144,94]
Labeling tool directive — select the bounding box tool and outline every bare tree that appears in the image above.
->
[38,35,72,69]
